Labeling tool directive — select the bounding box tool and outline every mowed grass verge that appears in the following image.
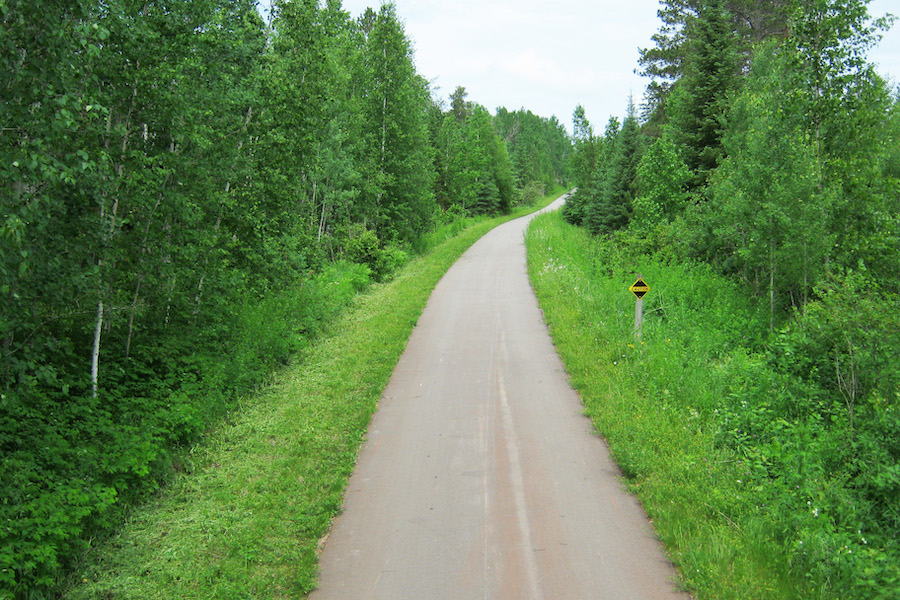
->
[65,190,563,600]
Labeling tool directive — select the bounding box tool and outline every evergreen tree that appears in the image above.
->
[585,103,642,234]
[638,0,791,123]
[665,0,741,190]
[638,0,700,108]
[450,85,472,123]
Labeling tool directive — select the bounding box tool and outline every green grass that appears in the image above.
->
[525,210,804,600]
[63,189,564,600]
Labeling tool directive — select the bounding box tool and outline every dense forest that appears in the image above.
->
[565,0,899,596]
[0,0,570,595]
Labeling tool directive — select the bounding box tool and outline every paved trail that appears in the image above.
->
[309,194,689,599]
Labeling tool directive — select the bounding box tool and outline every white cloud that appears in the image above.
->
[333,0,661,127]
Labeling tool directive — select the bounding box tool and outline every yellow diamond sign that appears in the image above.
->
[629,277,650,299]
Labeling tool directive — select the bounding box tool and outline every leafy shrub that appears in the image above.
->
[709,273,900,598]
[344,226,408,282]
[519,180,547,206]
[633,136,691,226]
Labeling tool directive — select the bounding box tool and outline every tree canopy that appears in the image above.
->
[0,1,571,595]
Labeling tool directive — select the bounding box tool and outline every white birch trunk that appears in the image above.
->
[91,300,103,398]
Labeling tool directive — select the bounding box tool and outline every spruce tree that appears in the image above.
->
[638,0,791,123]
[585,105,642,235]
[665,0,740,190]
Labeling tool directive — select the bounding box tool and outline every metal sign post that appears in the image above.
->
[629,276,650,338]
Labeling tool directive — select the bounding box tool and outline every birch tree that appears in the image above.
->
[358,3,435,243]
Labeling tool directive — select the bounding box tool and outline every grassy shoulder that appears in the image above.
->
[64,189,565,600]
[525,210,803,599]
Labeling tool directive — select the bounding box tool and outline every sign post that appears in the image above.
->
[629,275,650,338]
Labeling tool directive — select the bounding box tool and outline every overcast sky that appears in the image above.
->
[261,1,900,133]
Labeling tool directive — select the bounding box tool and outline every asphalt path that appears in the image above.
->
[309,193,689,599]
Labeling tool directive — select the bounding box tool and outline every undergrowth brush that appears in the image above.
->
[526,210,899,600]
[0,261,371,599]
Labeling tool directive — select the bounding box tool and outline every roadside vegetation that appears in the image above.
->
[547,1,898,597]
[6,0,899,597]
[527,209,899,599]
[1,0,570,595]
[59,190,562,599]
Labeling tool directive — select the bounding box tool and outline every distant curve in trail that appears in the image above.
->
[309,193,688,599]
